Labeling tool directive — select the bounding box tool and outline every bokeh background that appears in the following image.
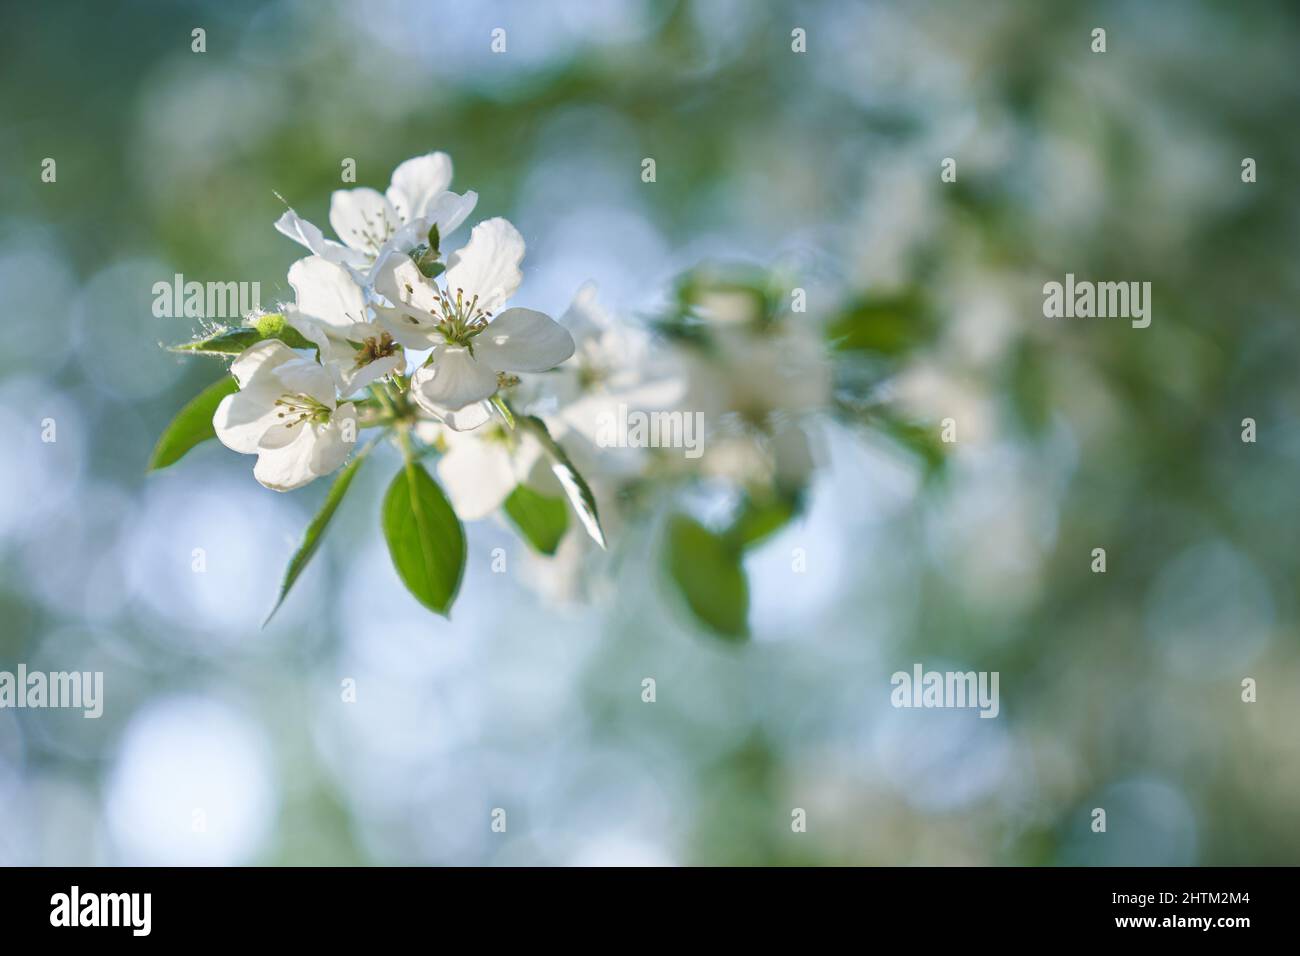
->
[2,0,1298,865]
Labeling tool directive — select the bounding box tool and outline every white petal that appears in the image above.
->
[474,307,575,373]
[413,420,443,445]
[341,352,404,395]
[284,308,331,355]
[561,372,689,451]
[230,339,298,388]
[371,253,443,347]
[284,310,370,396]
[252,428,320,492]
[329,187,401,256]
[436,437,516,520]
[409,347,499,411]
[274,209,368,267]
[444,217,524,314]
[558,280,610,343]
[255,420,304,451]
[375,313,441,352]
[519,429,565,498]
[510,429,547,484]
[289,255,369,331]
[425,190,477,238]
[365,220,427,273]
[272,357,337,408]
[386,152,453,223]
[310,404,357,476]
[419,398,492,432]
[373,253,443,316]
[213,389,280,454]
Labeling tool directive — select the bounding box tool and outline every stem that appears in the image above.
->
[356,410,399,429]
[396,421,415,460]
[491,393,516,430]
[371,383,394,411]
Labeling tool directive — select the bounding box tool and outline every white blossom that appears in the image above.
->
[213,340,357,491]
[415,421,550,521]
[373,217,574,426]
[285,255,404,396]
[537,282,685,459]
[274,151,477,281]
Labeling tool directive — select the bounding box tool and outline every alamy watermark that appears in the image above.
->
[890,663,999,719]
[50,887,150,936]
[0,665,103,718]
[1043,273,1151,328]
[595,403,705,459]
[152,273,261,319]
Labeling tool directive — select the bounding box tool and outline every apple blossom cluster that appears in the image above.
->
[152,151,605,620]
[151,152,937,635]
[247,152,577,488]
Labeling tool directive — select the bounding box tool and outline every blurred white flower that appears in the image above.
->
[674,314,829,490]
[700,324,830,420]
[418,422,550,521]
[213,340,357,491]
[496,285,676,601]
[540,282,685,458]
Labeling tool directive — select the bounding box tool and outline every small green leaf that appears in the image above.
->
[1008,341,1050,434]
[264,442,373,625]
[503,484,569,555]
[147,375,239,471]
[827,293,930,355]
[412,234,444,278]
[665,514,749,640]
[518,415,606,549]
[650,315,713,349]
[170,313,313,356]
[172,327,261,355]
[876,414,947,477]
[416,255,445,279]
[728,494,798,549]
[382,459,466,616]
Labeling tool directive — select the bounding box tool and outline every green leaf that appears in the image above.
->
[650,315,713,349]
[665,514,749,640]
[264,442,373,625]
[503,484,569,555]
[827,293,930,355]
[415,255,445,279]
[170,313,314,356]
[412,230,444,278]
[382,458,466,616]
[675,263,773,316]
[147,375,239,471]
[518,415,606,549]
[1008,341,1050,434]
[172,327,261,355]
[876,413,947,477]
[728,494,798,550]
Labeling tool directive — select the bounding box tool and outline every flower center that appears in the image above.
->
[274,393,332,428]
[354,331,398,368]
[431,286,494,347]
